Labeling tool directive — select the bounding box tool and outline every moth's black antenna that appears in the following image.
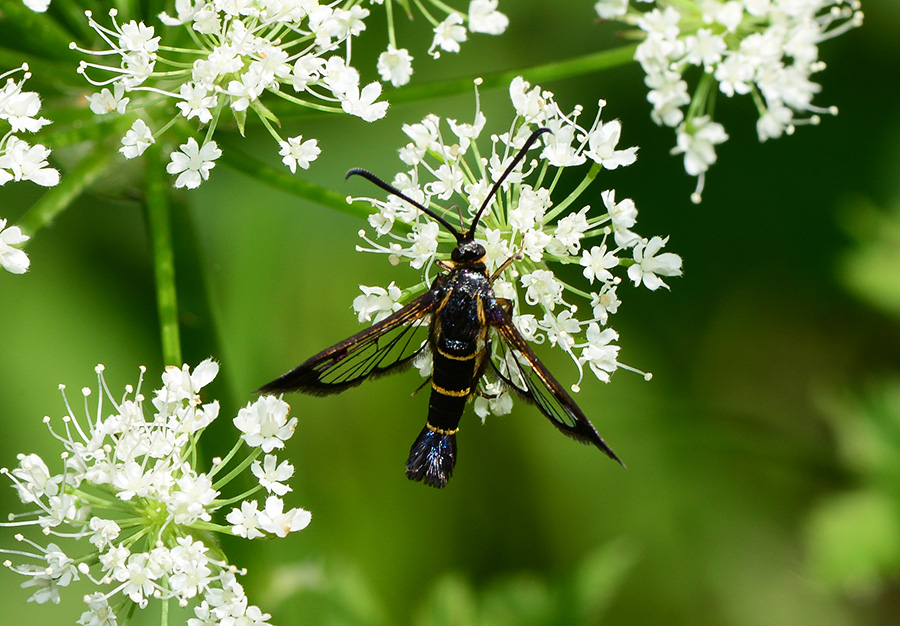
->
[346,168,463,241]
[467,127,551,238]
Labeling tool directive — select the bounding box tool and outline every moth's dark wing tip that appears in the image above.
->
[601,442,627,469]
[579,423,626,469]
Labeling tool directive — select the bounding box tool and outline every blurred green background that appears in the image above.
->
[3,1,900,625]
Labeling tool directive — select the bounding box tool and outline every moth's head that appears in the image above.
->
[451,239,486,265]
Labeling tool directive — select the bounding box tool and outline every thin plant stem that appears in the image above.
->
[144,143,183,366]
[218,142,376,222]
[362,45,639,106]
[16,142,115,238]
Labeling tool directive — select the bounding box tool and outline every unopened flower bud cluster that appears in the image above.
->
[1,361,309,626]
[351,77,682,418]
[595,0,863,202]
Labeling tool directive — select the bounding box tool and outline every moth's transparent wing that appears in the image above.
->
[258,291,435,396]
[489,307,624,466]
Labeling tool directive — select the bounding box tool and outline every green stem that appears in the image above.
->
[144,144,183,367]
[218,143,376,221]
[212,484,263,508]
[545,162,602,223]
[16,142,114,238]
[211,446,261,492]
[372,45,639,105]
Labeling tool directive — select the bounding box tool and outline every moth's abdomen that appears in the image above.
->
[406,424,457,488]
[406,343,476,488]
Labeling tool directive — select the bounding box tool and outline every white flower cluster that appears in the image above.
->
[351,77,682,417]
[595,0,863,202]
[1,360,310,626]
[0,64,59,275]
[0,65,58,189]
[74,3,387,188]
[372,0,508,87]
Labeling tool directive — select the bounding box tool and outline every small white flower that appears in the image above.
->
[0,137,59,187]
[251,454,294,496]
[341,82,388,122]
[551,206,590,255]
[591,285,621,324]
[88,518,121,550]
[0,217,31,274]
[233,396,298,453]
[353,282,403,323]
[118,21,160,55]
[509,76,550,122]
[23,0,50,11]
[595,0,629,20]
[1,87,51,133]
[580,323,620,383]
[87,84,129,115]
[627,236,683,290]
[429,13,467,57]
[176,82,217,123]
[580,245,618,284]
[468,0,509,35]
[78,592,116,626]
[377,46,413,88]
[278,136,320,173]
[540,310,581,352]
[257,496,311,538]
[481,228,512,272]
[408,221,440,269]
[521,269,564,310]
[671,115,728,176]
[227,501,265,539]
[602,189,640,248]
[168,471,218,525]
[166,138,221,189]
[585,118,638,169]
[119,119,154,159]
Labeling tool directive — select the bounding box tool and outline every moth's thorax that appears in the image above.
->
[451,239,486,265]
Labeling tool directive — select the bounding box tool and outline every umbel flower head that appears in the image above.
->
[72,4,387,188]
[350,76,681,418]
[372,0,508,87]
[1,360,309,625]
[595,0,863,202]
